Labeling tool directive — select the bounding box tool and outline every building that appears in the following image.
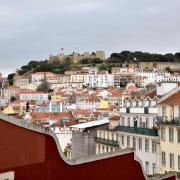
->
[20,91,49,101]
[111,67,135,88]
[13,76,30,88]
[95,130,119,154]
[89,72,114,88]
[70,73,89,85]
[116,95,160,175]
[31,72,58,85]
[49,51,106,63]
[70,119,109,159]
[157,86,180,173]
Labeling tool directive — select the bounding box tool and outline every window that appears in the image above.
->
[145,139,149,152]
[102,146,105,153]
[145,161,149,174]
[106,146,109,152]
[162,152,166,166]
[169,128,174,143]
[146,118,149,128]
[122,117,125,126]
[170,153,174,169]
[152,141,157,153]
[127,136,130,147]
[139,138,142,150]
[128,117,130,126]
[153,163,156,174]
[161,127,165,141]
[133,137,136,148]
[178,128,180,143]
[112,132,114,140]
[153,117,156,127]
[139,117,142,128]
[121,136,124,146]
[178,155,180,170]
[162,106,166,116]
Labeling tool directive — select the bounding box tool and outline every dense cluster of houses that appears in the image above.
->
[0,66,180,177]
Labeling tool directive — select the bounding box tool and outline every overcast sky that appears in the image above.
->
[0,0,180,76]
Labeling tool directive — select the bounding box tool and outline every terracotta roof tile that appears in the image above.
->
[159,91,180,105]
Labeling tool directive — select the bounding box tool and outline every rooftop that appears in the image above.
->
[69,118,109,129]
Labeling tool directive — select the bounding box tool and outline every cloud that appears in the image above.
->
[0,0,180,76]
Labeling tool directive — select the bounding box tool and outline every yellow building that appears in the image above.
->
[99,99,109,109]
[70,74,89,84]
[51,94,61,101]
[157,87,180,173]
[3,106,16,115]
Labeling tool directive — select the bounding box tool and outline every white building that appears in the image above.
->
[117,96,160,175]
[95,130,119,154]
[31,72,58,85]
[20,92,49,101]
[89,72,114,88]
[136,69,180,84]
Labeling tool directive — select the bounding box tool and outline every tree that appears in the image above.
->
[174,52,180,62]
[10,96,17,102]
[37,77,50,93]
[48,94,52,101]
[7,73,15,86]
[90,58,103,64]
[48,89,54,93]
[80,58,90,64]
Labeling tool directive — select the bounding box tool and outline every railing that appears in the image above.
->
[115,126,158,136]
[173,117,180,124]
[156,116,168,123]
[157,116,180,125]
[120,107,157,114]
[94,137,119,147]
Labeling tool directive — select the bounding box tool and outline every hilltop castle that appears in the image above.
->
[49,51,106,63]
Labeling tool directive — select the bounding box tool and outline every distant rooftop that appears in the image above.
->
[70,118,109,129]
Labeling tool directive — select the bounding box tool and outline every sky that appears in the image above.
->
[0,0,180,76]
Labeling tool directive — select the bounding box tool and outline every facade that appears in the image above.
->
[111,67,135,87]
[20,92,49,101]
[31,72,58,85]
[157,86,180,173]
[14,78,29,88]
[70,73,89,85]
[70,121,109,159]
[136,69,180,83]
[117,96,160,175]
[3,88,22,100]
[95,130,119,154]
[76,97,100,110]
[89,72,114,88]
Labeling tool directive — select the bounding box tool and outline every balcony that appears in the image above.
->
[157,116,180,125]
[115,126,158,136]
[94,137,119,147]
[173,117,180,124]
[120,107,158,114]
[156,116,168,123]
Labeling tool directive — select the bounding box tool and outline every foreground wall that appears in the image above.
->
[0,115,176,180]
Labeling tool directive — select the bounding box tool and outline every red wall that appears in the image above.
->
[0,120,176,180]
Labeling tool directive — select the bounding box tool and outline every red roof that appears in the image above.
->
[159,91,180,105]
